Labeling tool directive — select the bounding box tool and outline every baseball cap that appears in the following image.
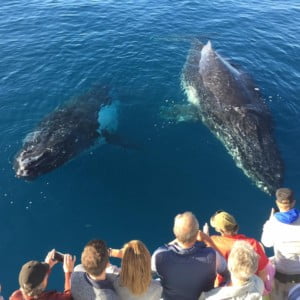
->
[210,211,238,233]
[19,261,49,289]
[276,188,294,203]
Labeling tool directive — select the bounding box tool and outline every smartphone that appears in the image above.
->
[53,251,64,262]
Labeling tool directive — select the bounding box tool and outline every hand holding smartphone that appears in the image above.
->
[53,251,64,262]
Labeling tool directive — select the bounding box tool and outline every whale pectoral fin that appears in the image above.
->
[159,103,200,123]
[101,130,140,150]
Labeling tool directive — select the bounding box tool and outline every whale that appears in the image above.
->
[14,85,121,179]
[175,41,283,194]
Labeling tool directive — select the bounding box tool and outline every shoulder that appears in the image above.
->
[211,235,234,248]
[74,264,86,272]
[153,244,169,254]
[72,264,87,281]
[71,269,85,280]
[107,273,119,285]
[199,286,224,300]
[152,244,170,261]
[264,216,282,227]
[243,236,263,249]
[251,275,264,294]
[9,290,23,300]
[194,242,216,256]
[210,235,224,242]
[41,290,72,300]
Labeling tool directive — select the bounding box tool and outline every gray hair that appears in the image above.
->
[173,211,199,244]
[228,240,258,282]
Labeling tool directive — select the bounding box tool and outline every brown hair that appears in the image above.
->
[21,284,45,297]
[276,188,294,203]
[120,240,152,295]
[81,239,109,277]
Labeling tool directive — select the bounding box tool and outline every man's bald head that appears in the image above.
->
[173,212,199,244]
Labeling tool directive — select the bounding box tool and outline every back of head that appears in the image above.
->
[210,210,238,234]
[19,260,49,297]
[81,239,109,277]
[228,240,258,283]
[276,188,294,204]
[173,212,199,244]
[120,240,151,295]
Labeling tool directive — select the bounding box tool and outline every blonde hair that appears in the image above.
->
[228,240,258,283]
[120,240,152,295]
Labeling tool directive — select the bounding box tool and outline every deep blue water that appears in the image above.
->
[0,0,299,297]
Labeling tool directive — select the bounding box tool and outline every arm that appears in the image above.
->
[215,251,230,282]
[255,242,269,282]
[43,251,75,300]
[197,230,223,255]
[63,254,76,291]
[257,268,268,283]
[109,248,124,259]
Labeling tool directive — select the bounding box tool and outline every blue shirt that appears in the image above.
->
[151,241,227,300]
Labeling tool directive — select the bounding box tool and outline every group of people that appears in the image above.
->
[7,187,300,300]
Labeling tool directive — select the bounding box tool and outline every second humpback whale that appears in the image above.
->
[164,41,284,194]
[14,85,121,179]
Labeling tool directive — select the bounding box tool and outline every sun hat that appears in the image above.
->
[19,261,49,289]
[210,211,238,233]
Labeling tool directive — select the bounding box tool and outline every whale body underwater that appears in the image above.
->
[180,41,284,194]
[14,86,119,179]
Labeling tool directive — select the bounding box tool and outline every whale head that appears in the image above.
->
[14,148,53,179]
[14,130,72,179]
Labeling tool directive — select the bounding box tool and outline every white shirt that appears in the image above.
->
[261,215,300,274]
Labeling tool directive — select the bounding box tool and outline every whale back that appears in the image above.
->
[182,41,284,194]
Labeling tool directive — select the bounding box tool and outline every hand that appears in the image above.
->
[197,230,210,242]
[63,254,76,273]
[110,248,124,259]
[44,249,58,269]
[203,223,209,235]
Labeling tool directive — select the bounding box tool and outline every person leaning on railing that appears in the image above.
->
[109,240,162,300]
[71,239,119,300]
[199,240,264,299]
[208,210,270,291]
[151,211,229,300]
[261,188,300,300]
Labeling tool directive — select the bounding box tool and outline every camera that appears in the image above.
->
[53,251,64,262]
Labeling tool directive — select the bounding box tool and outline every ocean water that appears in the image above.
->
[0,0,299,296]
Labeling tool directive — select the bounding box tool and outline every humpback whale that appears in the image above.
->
[176,41,283,194]
[14,85,120,179]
